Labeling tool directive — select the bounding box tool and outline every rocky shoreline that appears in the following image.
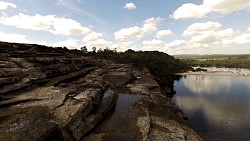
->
[0,42,203,141]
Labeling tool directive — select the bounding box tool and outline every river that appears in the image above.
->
[173,71,250,141]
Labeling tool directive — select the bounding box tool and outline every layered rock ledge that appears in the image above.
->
[0,42,202,141]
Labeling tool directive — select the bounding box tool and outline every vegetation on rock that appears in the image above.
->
[84,48,190,86]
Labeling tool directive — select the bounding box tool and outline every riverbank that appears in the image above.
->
[177,70,250,77]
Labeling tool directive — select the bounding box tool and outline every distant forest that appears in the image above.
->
[176,55,250,69]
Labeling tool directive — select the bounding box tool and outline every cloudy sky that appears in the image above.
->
[0,0,250,54]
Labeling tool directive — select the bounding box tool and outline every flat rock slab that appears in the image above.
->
[0,106,63,141]
[103,72,135,88]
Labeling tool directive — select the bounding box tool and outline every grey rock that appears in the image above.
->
[0,41,203,141]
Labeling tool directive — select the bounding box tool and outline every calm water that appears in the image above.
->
[173,75,250,141]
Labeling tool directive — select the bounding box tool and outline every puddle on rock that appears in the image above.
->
[82,92,148,139]
[115,94,147,112]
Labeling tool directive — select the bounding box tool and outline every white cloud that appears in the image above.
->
[114,26,143,41]
[218,28,238,38]
[0,31,29,43]
[123,3,136,10]
[204,0,250,14]
[156,30,173,38]
[142,39,165,46]
[0,13,52,31]
[0,13,90,35]
[232,27,250,44]
[0,1,16,10]
[190,32,220,44]
[141,17,161,33]
[161,24,250,55]
[183,21,222,36]
[161,21,250,55]
[52,39,80,49]
[82,32,112,49]
[114,17,161,41]
[0,31,50,46]
[233,33,250,44]
[171,3,210,20]
[85,39,112,48]
[82,32,103,42]
[36,41,48,46]
[166,40,187,47]
[50,17,90,35]
[111,42,136,51]
[161,40,192,55]
[183,21,238,44]
[172,0,250,20]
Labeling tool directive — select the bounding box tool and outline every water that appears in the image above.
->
[115,94,147,111]
[173,74,250,141]
[88,93,147,137]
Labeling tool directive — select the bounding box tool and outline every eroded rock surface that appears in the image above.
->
[0,42,202,141]
[84,94,202,141]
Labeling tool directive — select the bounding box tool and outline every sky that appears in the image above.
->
[0,0,250,55]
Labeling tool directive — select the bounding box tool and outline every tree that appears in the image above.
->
[92,47,96,53]
[81,46,88,53]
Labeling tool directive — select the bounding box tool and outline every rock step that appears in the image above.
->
[44,67,96,87]
[67,88,118,141]
[0,79,49,96]
[0,87,119,141]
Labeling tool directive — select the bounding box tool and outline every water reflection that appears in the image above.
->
[174,75,250,141]
[115,94,146,112]
[175,96,250,125]
[182,75,232,94]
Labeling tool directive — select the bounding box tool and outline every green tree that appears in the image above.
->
[81,46,88,53]
[92,47,96,53]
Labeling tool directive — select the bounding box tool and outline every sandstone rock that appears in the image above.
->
[0,42,119,140]
[127,75,161,95]
[102,72,135,88]
[0,106,63,141]
[0,41,203,141]
[85,96,202,141]
[137,97,203,141]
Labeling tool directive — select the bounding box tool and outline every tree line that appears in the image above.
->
[79,47,190,86]
[182,57,250,69]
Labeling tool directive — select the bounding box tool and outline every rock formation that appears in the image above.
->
[0,42,202,141]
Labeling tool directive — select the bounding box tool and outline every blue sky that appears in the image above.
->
[0,0,250,54]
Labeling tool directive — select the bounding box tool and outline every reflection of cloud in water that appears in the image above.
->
[175,75,250,140]
[182,75,232,94]
[175,96,250,127]
[236,77,250,90]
